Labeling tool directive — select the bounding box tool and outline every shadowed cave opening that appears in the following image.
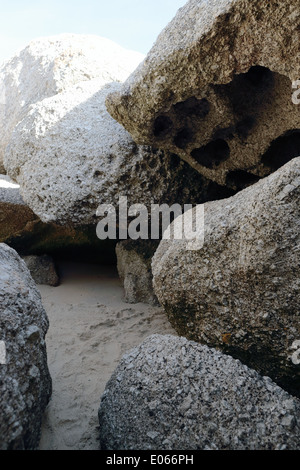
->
[235,116,256,139]
[243,65,274,90]
[216,65,275,117]
[153,97,210,143]
[173,96,210,118]
[226,170,261,191]
[153,115,173,138]
[173,128,194,149]
[190,139,230,169]
[261,130,300,171]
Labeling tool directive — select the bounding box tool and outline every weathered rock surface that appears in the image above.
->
[152,158,300,397]
[22,255,59,287]
[106,0,300,191]
[5,79,232,227]
[99,334,300,450]
[0,34,144,168]
[0,243,52,449]
[116,241,159,305]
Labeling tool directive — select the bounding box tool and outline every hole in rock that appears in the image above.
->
[204,181,236,201]
[191,139,230,169]
[173,128,194,149]
[235,116,256,139]
[153,115,173,138]
[215,66,275,117]
[226,170,260,190]
[173,97,210,119]
[245,65,274,89]
[169,153,182,170]
[261,130,300,171]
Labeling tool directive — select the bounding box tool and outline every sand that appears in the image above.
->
[38,261,176,450]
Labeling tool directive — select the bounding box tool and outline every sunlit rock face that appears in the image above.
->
[0,34,144,170]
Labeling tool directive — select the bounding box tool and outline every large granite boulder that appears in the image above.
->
[99,334,300,450]
[106,0,300,191]
[116,241,159,305]
[0,34,144,169]
[152,158,300,397]
[5,79,231,227]
[0,243,52,449]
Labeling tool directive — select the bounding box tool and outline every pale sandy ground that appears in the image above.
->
[38,261,176,450]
